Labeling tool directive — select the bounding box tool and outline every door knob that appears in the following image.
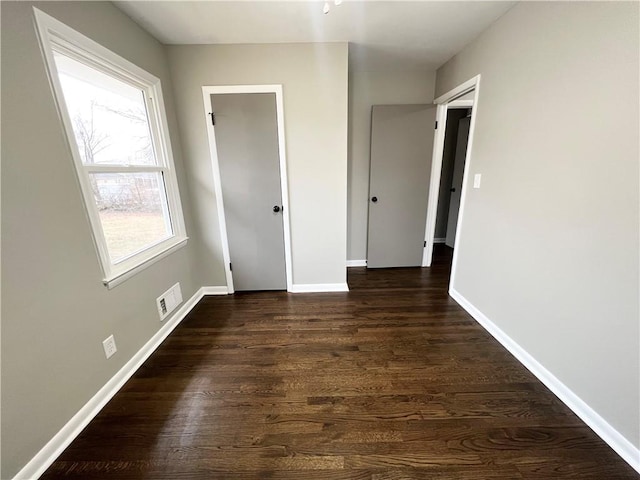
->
[450,188,456,193]
[371,196,378,203]
[273,205,281,213]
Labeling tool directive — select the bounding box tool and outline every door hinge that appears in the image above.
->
[229,262,232,271]
[424,241,427,247]
[209,112,215,126]
[434,121,438,129]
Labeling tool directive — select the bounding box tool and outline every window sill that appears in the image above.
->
[103,237,188,289]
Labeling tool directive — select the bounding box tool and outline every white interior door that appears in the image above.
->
[445,115,471,248]
[367,104,437,268]
[211,93,286,290]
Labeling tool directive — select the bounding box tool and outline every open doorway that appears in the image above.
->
[434,106,472,248]
[421,75,480,290]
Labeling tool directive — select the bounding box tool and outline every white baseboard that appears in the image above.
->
[13,287,207,480]
[347,259,367,267]
[434,237,446,244]
[200,285,229,295]
[449,287,640,474]
[290,283,349,293]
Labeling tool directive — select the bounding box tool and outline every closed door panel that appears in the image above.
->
[445,115,471,248]
[367,104,436,268]
[212,93,286,290]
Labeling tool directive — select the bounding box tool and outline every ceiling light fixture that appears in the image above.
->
[323,0,342,15]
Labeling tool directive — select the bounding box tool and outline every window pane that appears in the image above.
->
[89,172,173,262]
[53,52,157,166]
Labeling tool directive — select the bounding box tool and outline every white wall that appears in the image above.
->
[167,43,349,288]
[437,1,639,449]
[1,2,202,478]
[348,70,435,262]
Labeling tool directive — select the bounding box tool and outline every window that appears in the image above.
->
[34,9,187,288]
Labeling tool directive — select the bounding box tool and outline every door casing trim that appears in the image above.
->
[202,85,293,293]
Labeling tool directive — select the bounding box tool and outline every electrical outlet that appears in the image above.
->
[102,335,117,359]
[157,282,183,321]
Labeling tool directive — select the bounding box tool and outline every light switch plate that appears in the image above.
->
[473,174,482,189]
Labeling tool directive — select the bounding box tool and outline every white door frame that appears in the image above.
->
[422,75,481,289]
[202,85,293,293]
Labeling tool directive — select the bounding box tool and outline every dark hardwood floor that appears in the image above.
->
[42,246,637,479]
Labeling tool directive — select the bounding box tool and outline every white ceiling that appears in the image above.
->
[115,1,516,71]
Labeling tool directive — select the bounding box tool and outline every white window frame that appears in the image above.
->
[34,8,187,289]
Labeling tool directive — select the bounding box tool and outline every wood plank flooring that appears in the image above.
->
[42,246,638,479]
